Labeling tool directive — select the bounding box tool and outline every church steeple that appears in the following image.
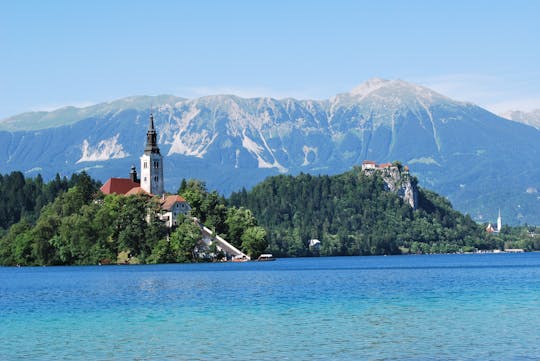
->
[144,113,161,155]
[140,113,164,195]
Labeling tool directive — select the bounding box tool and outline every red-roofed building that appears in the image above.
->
[99,115,192,228]
[100,178,141,195]
[361,160,377,170]
[159,195,191,227]
[100,164,141,195]
[125,187,150,196]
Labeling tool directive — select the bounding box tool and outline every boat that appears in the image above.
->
[231,255,249,262]
[257,254,275,261]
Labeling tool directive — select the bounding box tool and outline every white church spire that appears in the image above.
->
[140,113,164,195]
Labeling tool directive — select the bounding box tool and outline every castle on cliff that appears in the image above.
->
[361,160,417,209]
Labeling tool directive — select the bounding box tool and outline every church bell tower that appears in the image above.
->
[140,113,164,195]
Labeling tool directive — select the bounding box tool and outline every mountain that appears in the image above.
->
[0,95,184,132]
[501,109,540,130]
[1,78,540,225]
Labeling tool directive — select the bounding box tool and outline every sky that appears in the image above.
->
[1,0,539,119]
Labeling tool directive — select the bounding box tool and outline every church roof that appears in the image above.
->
[160,195,188,211]
[125,186,151,196]
[100,178,140,195]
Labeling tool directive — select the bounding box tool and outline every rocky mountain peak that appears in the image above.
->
[350,77,391,97]
[346,78,450,105]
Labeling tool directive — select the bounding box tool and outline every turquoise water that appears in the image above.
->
[2,254,540,360]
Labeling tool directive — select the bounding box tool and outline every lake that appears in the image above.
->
[1,254,540,360]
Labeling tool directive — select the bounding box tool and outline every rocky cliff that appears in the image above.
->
[362,163,418,209]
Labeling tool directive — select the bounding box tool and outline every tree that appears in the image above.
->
[115,195,153,259]
[167,216,202,263]
[225,207,257,248]
[178,179,207,220]
[241,226,267,258]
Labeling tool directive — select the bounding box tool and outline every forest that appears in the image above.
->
[0,168,538,266]
[0,171,99,232]
[229,168,540,256]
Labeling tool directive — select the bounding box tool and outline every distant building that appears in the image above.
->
[361,160,402,171]
[159,195,191,227]
[100,175,140,196]
[309,239,321,251]
[486,209,503,233]
[140,113,164,195]
[100,114,189,228]
[361,160,377,170]
[100,114,164,197]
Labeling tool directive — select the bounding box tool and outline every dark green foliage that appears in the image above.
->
[229,169,492,256]
[241,226,267,258]
[0,174,265,266]
[4,169,535,266]
[178,178,268,257]
[492,224,540,251]
[0,169,166,265]
[149,215,202,263]
[0,171,101,230]
[179,179,228,234]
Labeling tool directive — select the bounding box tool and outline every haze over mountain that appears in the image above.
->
[1,78,539,225]
[501,109,540,130]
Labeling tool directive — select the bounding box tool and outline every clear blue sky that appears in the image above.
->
[1,0,539,119]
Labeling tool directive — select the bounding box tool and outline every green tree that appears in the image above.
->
[240,226,267,258]
[225,207,257,248]
[167,216,202,262]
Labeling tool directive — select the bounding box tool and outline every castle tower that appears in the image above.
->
[140,113,164,195]
[497,209,502,232]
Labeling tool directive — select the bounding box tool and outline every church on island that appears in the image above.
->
[98,114,251,260]
[100,114,190,228]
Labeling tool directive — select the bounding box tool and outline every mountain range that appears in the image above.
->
[1,78,539,225]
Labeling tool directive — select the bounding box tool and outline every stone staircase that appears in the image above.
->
[197,221,250,261]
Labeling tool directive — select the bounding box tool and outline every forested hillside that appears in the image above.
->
[229,168,501,256]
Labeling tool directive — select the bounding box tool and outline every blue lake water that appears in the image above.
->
[1,254,540,360]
